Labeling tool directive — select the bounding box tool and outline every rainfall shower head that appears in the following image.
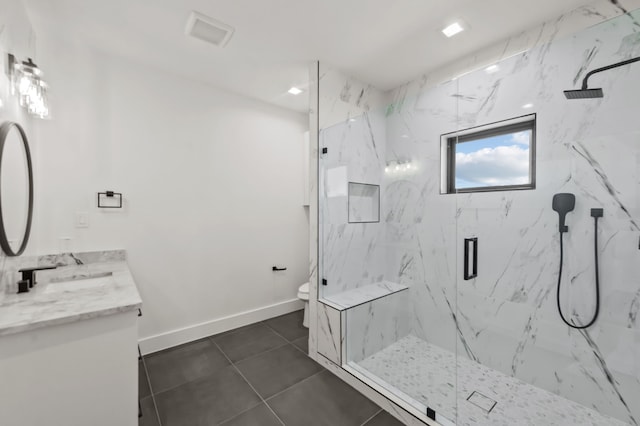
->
[563,88,604,99]
[564,56,640,100]
[552,193,575,233]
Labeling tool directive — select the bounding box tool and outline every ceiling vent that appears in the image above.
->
[185,11,234,47]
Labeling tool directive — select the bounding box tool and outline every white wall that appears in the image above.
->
[32,36,309,352]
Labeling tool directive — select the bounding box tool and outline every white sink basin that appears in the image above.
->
[43,272,114,294]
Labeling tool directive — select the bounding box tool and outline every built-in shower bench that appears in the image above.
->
[317,280,409,370]
[320,280,408,310]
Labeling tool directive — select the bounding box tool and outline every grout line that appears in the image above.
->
[140,354,163,426]
[359,408,383,426]
[148,375,195,398]
[216,401,263,426]
[289,338,309,356]
[148,335,301,398]
[264,368,326,403]
[207,322,263,342]
[144,316,306,425]
[211,339,287,426]
[149,363,237,399]
[261,311,304,343]
[261,321,293,343]
[145,336,214,359]
[221,340,290,365]
[146,337,248,397]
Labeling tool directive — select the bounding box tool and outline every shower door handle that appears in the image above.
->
[464,237,478,280]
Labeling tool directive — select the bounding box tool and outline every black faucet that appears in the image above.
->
[17,265,57,293]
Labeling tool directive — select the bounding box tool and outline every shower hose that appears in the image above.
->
[556,215,601,329]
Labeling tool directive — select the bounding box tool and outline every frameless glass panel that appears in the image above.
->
[454,10,640,426]
[318,63,459,424]
[347,82,460,425]
[318,63,388,302]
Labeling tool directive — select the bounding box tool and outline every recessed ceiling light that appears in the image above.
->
[288,87,303,95]
[522,103,534,109]
[485,64,500,74]
[349,118,357,122]
[442,22,464,38]
[401,134,409,138]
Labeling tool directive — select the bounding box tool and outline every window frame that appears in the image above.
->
[442,114,537,194]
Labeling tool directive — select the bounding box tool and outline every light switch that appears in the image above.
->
[76,212,89,228]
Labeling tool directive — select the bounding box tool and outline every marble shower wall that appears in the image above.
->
[318,65,389,298]
[346,290,411,363]
[386,10,640,425]
[384,80,460,353]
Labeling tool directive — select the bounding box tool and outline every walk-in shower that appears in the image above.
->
[316,8,640,426]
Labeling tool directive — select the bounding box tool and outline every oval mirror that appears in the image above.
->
[0,122,33,256]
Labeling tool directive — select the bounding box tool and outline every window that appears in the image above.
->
[441,114,536,193]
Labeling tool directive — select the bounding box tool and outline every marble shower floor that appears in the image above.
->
[353,335,627,426]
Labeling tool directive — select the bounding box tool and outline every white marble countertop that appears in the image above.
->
[0,260,142,337]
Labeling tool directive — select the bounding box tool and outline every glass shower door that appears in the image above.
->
[340,78,462,425]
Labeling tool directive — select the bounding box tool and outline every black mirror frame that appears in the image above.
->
[0,121,34,257]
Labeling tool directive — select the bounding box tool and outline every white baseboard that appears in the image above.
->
[138,298,304,355]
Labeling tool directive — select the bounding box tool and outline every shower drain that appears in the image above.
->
[466,391,497,413]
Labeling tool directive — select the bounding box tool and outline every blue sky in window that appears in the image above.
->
[455,131,531,189]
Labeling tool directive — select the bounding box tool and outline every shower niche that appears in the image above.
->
[348,182,380,223]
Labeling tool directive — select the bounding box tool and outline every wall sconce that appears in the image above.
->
[6,54,50,119]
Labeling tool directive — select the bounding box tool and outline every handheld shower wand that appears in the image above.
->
[552,193,575,233]
[553,193,602,329]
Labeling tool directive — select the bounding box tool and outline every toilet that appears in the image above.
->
[297,282,310,328]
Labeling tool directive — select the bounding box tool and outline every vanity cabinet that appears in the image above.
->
[0,310,139,426]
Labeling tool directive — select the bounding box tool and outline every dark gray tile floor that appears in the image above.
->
[139,310,404,426]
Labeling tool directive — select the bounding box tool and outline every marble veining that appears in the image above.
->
[1,250,127,295]
[346,290,411,363]
[322,280,408,310]
[318,63,388,301]
[317,302,343,365]
[0,251,141,336]
[356,335,628,426]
